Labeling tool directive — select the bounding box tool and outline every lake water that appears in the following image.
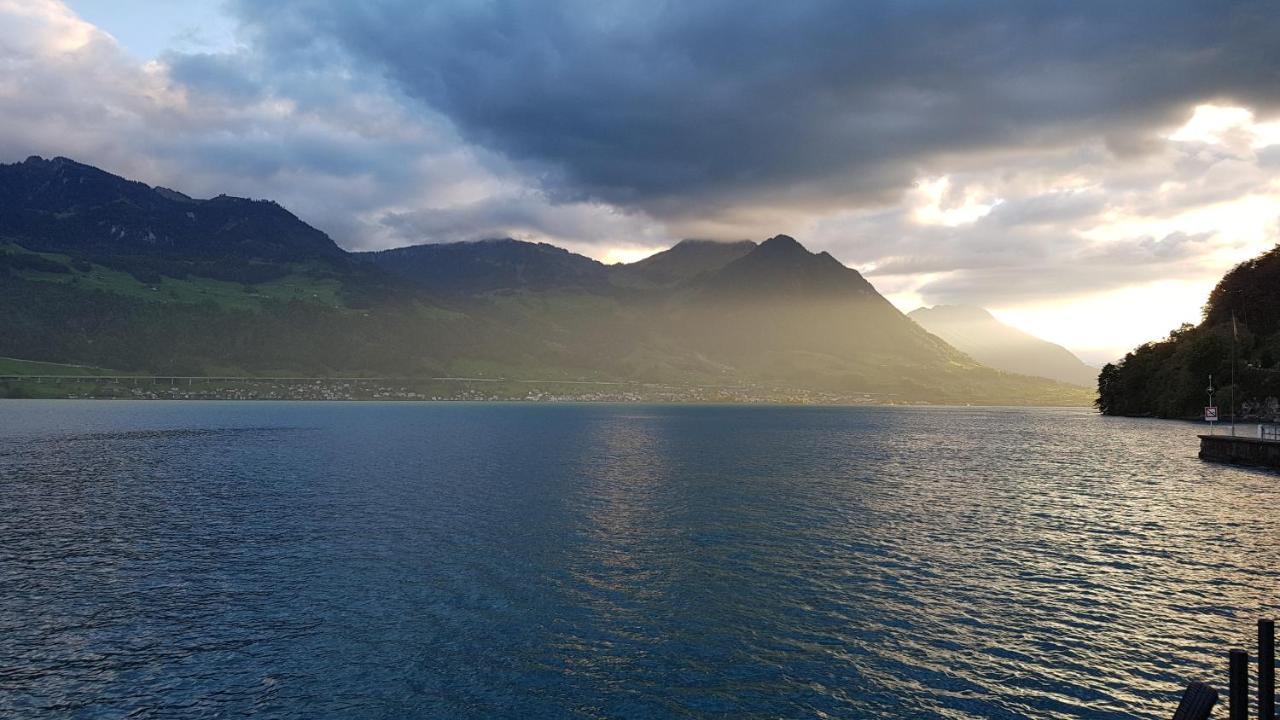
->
[1,401,1277,719]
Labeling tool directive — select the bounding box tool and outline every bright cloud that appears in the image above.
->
[1168,104,1280,149]
[909,177,1002,227]
[807,102,1280,362]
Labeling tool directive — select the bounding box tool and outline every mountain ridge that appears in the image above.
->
[612,238,756,287]
[0,155,1090,406]
[361,238,612,295]
[0,155,346,262]
[908,305,1098,387]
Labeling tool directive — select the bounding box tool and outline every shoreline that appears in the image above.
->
[0,396,1097,410]
[1,373,1092,407]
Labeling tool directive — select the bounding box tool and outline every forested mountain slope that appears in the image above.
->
[1098,244,1280,418]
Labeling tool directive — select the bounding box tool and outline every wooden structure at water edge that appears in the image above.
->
[1171,619,1273,720]
[1199,433,1280,470]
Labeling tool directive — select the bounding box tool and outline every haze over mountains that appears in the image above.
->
[0,156,1090,405]
[909,305,1099,388]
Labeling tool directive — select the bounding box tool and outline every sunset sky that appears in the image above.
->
[4,0,1279,365]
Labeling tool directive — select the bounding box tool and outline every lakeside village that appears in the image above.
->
[0,374,890,405]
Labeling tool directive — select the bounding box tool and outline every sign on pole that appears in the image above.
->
[1205,406,1219,422]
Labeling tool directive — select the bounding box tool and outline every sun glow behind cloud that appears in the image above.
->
[1168,104,1280,149]
[595,246,667,265]
[910,176,1002,227]
[989,280,1214,366]
[868,103,1280,364]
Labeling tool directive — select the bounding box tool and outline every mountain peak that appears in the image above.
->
[359,237,609,294]
[24,155,92,172]
[614,238,757,287]
[694,233,880,299]
[758,234,805,252]
[750,235,846,269]
[669,238,755,251]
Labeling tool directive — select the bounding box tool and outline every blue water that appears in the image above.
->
[2,401,1278,719]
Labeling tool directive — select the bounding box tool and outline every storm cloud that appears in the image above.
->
[230,0,1280,222]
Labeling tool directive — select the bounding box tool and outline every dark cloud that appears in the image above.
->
[164,52,263,100]
[230,0,1280,223]
[0,3,618,253]
[375,194,666,250]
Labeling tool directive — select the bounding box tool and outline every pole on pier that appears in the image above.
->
[1230,649,1248,720]
[1232,311,1238,437]
[1172,681,1219,720]
[1262,619,1275,719]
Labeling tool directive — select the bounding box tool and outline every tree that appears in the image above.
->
[1095,362,1121,415]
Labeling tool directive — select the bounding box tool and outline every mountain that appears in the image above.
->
[1098,243,1280,419]
[361,238,610,294]
[694,235,878,298]
[364,238,758,293]
[439,234,1087,402]
[0,156,468,376]
[655,236,990,393]
[908,305,1098,387]
[613,239,756,287]
[0,156,345,262]
[0,155,1090,405]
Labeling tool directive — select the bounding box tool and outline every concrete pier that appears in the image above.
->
[1199,434,1280,469]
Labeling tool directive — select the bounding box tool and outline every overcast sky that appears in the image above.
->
[5,0,1280,364]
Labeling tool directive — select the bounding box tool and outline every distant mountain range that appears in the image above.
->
[908,305,1098,387]
[0,155,1090,405]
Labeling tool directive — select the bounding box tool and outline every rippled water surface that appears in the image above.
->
[2,401,1278,719]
